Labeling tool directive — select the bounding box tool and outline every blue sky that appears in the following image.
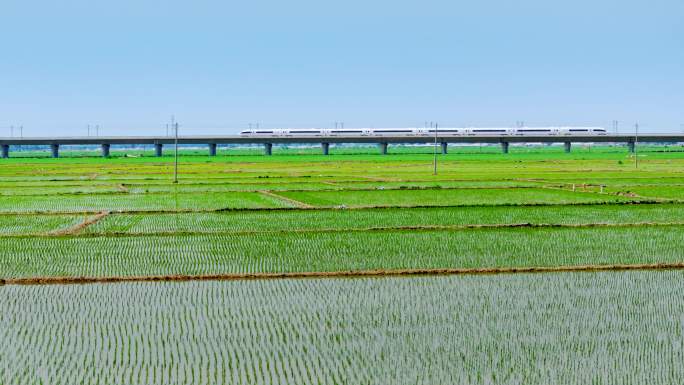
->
[1,0,682,135]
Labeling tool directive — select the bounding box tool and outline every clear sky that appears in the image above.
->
[1,0,682,136]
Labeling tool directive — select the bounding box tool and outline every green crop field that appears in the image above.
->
[1,146,684,277]
[2,271,684,385]
[82,204,684,234]
[277,187,642,207]
[3,225,684,278]
[2,144,684,384]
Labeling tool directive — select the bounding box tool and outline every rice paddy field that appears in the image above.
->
[2,144,684,384]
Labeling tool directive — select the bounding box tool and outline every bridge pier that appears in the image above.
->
[209,143,217,156]
[627,141,635,153]
[440,142,448,154]
[564,141,571,153]
[322,142,329,155]
[51,144,59,158]
[501,142,509,154]
[154,143,163,157]
[264,143,272,156]
[1,144,8,158]
[379,142,388,155]
[101,144,110,157]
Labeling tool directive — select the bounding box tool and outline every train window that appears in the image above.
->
[255,131,273,134]
[569,129,588,132]
[428,130,461,132]
[473,129,506,132]
[290,130,320,133]
[518,129,550,132]
[375,130,412,133]
[332,130,362,133]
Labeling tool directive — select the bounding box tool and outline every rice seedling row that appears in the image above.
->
[605,186,684,200]
[0,183,543,196]
[0,192,291,213]
[3,226,684,279]
[0,215,85,236]
[1,271,683,384]
[84,203,684,235]
[278,188,642,207]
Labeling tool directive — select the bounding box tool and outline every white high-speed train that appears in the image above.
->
[240,127,607,137]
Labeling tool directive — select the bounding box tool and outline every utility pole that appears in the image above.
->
[173,122,179,183]
[433,122,438,175]
[634,123,639,169]
[10,125,13,137]
[612,120,618,134]
[95,125,100,137]
[19,126,23,138]
[87,124,90,136]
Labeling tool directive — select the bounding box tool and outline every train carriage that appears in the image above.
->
[240,127,608,137]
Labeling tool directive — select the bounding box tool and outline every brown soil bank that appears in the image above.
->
[3,262,684,286]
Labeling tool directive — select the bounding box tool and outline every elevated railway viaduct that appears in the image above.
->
[0,134,680,158]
